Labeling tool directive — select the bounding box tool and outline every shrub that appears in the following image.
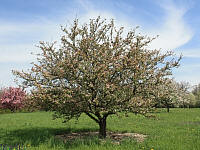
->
[0,87,26,112]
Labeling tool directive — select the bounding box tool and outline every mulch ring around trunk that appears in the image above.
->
[55,131,147,144]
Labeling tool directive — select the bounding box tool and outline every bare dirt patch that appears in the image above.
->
[55,131,147,144]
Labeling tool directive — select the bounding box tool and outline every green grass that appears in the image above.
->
[0,108,200,150]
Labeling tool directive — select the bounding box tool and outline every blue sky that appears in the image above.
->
[0,0,200,87]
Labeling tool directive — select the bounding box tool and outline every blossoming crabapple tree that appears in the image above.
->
[175,81,191,108]
[0,87,26,112]
[154,80,191,112]
[154,79,181,112]
[13,17,181,138]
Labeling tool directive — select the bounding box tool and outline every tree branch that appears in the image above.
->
[85,112,99,123]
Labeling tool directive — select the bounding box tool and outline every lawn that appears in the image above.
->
[0,108,199,150]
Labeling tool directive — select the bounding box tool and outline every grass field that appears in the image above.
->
[0,108,200,150]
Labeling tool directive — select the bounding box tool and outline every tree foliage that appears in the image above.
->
[0,87,26,112]
[13,17,181,138]
[154,80,194,111]
[154,79,178,112]
[0,88,3,109]
[192,83,200,107]
[175,81,191,108]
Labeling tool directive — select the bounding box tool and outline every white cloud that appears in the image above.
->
[173,64,200,86]
[0,19,64,87]
[148,2,193,51]
[0,44,36,63]
[77,0,94,11]
[177,48,200,58]
[0,20,63,63]
[173,74,199,86]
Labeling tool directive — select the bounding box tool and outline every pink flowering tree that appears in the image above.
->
[0,88,3,109]
[0,87,26,112]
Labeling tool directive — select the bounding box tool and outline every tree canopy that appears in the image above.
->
[0,87,26,112]
[13,17,181,138]
[192,83,200,107]
[154,80,191,112]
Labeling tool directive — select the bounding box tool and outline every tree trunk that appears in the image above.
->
[85,112,109,138]
[98,117,107,138]
[167,107,170,112]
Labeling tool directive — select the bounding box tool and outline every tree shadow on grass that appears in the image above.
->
[0,127,99,149]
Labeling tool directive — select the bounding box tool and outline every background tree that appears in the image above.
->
[13,17,181,138]
[0,87,26,112]
[175,81,191,108]
[0,88,3,110]
[154,79,178,112]
[186,93,196,108]
[192,83,200,107]
[0,88,3,99]
[155,80,193,112]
